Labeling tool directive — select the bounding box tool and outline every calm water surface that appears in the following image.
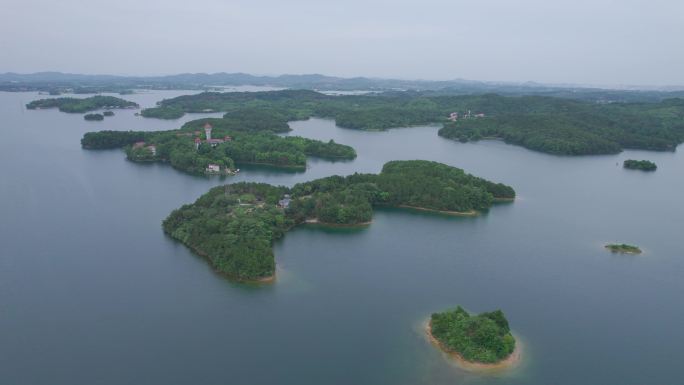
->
[1,91,683,385]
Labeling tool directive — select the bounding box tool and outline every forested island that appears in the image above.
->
[162,160,515,281]
[81,118,355,175]
[623,159,657,171]
[26,95,138,113]
[136,90,684,155]
[84,113,104,121]
[605,244,642,254]
[428,306,518,366]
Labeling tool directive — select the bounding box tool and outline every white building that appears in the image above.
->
[204,122,212,141]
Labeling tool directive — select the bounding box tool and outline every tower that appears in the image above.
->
[204,122,212,141]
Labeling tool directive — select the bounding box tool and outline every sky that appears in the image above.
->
[1,0,683,86]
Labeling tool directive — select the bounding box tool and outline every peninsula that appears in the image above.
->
[427,306,518,368]
[26,95,138,113]
[162,160,515,281]
[81,119,355,176]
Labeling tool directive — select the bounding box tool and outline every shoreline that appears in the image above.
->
[604,244,642,255]
[254,274,276,283]
[605,248,642,255]
[235,161,306,170]
[493,197,516,202]
[398,205,478,217]
[303,218,372,227]
[424,319,522,372]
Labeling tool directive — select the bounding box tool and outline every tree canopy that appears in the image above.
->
[83,113,104,121]
[430,306,516,363]
[623,159,657,171]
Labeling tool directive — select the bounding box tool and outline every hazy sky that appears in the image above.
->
[2,0,683,86]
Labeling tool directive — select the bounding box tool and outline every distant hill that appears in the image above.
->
[2,71,684,102]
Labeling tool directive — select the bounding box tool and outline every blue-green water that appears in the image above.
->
[1,91,683,385]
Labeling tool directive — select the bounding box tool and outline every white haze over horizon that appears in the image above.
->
[2,0,683,87]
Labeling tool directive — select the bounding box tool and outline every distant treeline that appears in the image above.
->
[162,160,515,280]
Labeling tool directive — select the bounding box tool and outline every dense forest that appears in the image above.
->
[139,90,684,155]
[288,160,515,223]
[163,160,515,280]
[81,130,148,149]
[163,183,293,280]
[623,159,657,171]
[81,119,356,176]
[182,108,298,133]
[438,99,684,155]
[430,306,516,364]
[26,95,138,113]
[140,106,185,119]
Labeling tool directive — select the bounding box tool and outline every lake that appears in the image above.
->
[1,90,683,385]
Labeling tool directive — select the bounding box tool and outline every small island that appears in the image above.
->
[623,159,657,171]
[103,110,115,117]
[84,113,104,121]
[163,160,515,281]
[605,243,642,254]
[26,95,138,113]
[427,306,519,368]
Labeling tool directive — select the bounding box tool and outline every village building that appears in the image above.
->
[200,123,233,147]
[206,164,221,173]
[278,194,291,208]
[132,141,157,156]
[204,122,213,141]
[448,111,485,121]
